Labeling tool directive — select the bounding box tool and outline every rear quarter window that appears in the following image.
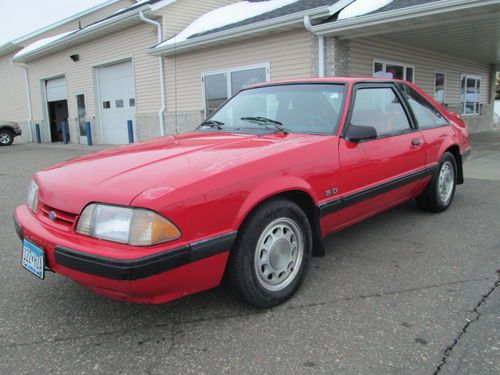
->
[398,83,448,129]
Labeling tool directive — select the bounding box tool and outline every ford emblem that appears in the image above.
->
[48,211,57,221]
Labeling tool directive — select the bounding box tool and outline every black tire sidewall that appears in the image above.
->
[434,152,457,209]
[231,199,313,308]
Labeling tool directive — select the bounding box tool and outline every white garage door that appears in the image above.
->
[97,61,136,144]
[46,77,67,102]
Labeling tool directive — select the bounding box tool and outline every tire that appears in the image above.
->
[229,198,313,309]
[0,129,14,146]
[416,152,457,213]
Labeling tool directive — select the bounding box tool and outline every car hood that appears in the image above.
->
[35,131,313,213]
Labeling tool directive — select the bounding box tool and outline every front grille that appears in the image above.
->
[39,203,78,227]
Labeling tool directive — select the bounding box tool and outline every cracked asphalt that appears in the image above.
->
[1,131,499,375]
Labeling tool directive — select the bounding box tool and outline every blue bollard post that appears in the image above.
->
[85,121,92,146]
[35,124,41,144]
[127,120,134,144]
[62,121,69,144]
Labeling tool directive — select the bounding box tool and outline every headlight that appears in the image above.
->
[27,181,39,213]
[76,204,181,246]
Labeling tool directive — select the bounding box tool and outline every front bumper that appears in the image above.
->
[14,205,235,303]
[13,127,22,136]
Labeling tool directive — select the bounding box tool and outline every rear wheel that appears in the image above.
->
[0,129,14,146]
[229,198,312,308]
[417,152,457,212]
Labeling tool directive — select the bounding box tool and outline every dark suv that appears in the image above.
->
[0,120,22,146]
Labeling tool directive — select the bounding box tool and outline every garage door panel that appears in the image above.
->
[99,77,135,99]
[46,77,67,102]
[97,61,136,145]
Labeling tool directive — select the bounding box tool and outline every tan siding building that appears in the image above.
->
[0,0,134,142]
[348,38,493,113]
[152,0,499,138]
[0,55,27,122]
[2,0,499,145]
[4,0,239,144]
[27,23,159,143]
[163,29,314,133]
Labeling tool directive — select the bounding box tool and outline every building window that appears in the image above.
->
[102,101,110,109]
[203,63,269,116]
[461,75,481,115]
[115,99,124,108]
[373,60,414,82]
[204,73,228,116]
[76,94,86,136]
[434,71,446,104]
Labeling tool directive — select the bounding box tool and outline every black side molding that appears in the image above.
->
[54,231,237,281]
[190,232,237,262]
[319,166,438,217]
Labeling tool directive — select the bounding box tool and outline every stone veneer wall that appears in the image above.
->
[324,37,351,77]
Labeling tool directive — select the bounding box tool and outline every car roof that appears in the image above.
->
[250,77,407,88]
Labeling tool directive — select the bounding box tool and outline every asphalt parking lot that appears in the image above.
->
[0,132,499,375]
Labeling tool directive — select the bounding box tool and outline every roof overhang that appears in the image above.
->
[0,0,123,57]
[11,0,176,63]
[311,0,500,65]
[148,0,356,57]
[0,42,20,56]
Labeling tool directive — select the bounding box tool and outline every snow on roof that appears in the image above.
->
[158,0,300,47]
[14,30,77,59]
[0,0,120,48]
[337,0,393,20]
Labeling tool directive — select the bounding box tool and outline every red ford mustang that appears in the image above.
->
[14,78,470,308]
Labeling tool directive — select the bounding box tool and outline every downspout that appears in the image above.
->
[12,61,34,142]
[139,11,166,136]
[304,15,325,77]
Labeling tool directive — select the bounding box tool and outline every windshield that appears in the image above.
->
[200,84,346,134]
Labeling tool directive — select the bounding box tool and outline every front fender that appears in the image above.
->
[233,176,319,229]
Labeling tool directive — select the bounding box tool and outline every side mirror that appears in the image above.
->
[345,125,377,142]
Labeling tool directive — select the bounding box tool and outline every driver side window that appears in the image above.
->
[351,87,411,138]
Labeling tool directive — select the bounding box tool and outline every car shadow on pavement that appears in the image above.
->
[38,198,439,330]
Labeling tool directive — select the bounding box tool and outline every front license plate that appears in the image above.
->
[22,239,45,279]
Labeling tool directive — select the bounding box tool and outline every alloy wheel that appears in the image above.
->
[438,160,454,205]
[0,133,11,144]
[254,217,304,292]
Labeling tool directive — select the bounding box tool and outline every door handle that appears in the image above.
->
[411,139,422,146]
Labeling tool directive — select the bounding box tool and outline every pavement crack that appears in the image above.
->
[285,277,491,311]
[432,270,500,375]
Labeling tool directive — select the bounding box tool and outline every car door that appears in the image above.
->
[324,83,427,232]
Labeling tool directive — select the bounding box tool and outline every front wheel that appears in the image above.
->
[229,198,313,308]
[417,152,457,212]
[0,130,14,146]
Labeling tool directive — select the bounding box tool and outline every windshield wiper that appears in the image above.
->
[240,117,288,134]
[199,120,225,129]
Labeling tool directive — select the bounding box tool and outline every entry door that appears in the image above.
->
[97,61,136,144]
[45,77,68,142]
[334,85,426,228]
